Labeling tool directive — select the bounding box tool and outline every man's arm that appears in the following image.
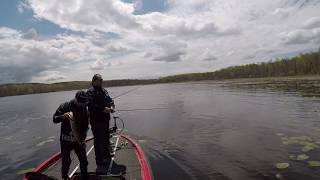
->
[104,89,114,108]
[53,102,69,123]
[104,89,115,113]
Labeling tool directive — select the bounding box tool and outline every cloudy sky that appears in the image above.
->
[0,0,319,84]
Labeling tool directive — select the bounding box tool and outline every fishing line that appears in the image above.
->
[112,86,141,99]
[116,116,125,135]
[116,107,168,112]
[112,85,169,112]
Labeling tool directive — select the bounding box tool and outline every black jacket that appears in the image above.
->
[53,100,89,142]
[86,86,114,122]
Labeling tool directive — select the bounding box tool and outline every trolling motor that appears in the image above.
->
[110,116,119,134]
[109,115,124,135]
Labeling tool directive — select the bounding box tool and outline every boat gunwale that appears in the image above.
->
[23,137,94,180]
[121,135,152,180]
[23,135,152,180]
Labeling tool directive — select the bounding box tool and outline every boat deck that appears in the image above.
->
[40,135,142,180]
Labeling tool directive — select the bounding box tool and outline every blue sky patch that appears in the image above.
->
[0,0,65,36]
[122,0,167,15]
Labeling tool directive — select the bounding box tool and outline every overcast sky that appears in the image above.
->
[0,0,319,84]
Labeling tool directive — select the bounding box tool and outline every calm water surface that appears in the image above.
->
[0,82,320,180]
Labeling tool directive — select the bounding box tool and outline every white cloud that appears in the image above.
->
[32,71,66,83]
[1,0,320,84]
[281,28,320,45]
[136,12,241,39]
[133,0,143,11]
[150,40,187,62]
[0,27,20,39]
[0,27,112,83]
[280,16,320,45]
[201,48,218,61]
[302,16,320,29]
[153,51,186,62]
[272,8,292,18]
[90,59,107,70]
[21,28,38,39]
[27,0,138,33]
[226,51,235,57]
[17,1,31,13]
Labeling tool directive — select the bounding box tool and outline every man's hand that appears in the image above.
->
[110,106,115,113]
[104,107,115,113]
[63,112,73,120]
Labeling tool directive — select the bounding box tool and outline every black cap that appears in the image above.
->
[92,74,103,82]
[75,90,88,104]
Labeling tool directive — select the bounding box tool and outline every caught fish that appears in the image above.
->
[67,112,82,144]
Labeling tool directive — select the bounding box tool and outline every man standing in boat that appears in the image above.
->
[53,90,89,180]
[86,74,115,173]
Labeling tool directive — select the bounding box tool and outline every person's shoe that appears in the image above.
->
[96,165,107,175]
[80,174,89,180]
[62,176,70,180]
[111,162,127,175]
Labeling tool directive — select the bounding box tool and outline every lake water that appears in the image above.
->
[0,82,320,180]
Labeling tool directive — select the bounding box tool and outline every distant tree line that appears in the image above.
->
[160,49,320,82]
[0,50,319,97]
[0,80,156,97]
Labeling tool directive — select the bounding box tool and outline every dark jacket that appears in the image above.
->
[86,86,114,122]
[53,100,89,142]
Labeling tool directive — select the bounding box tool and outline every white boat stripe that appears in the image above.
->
[107,135,120,175]
[68,144,94,178]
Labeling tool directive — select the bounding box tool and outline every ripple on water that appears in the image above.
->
[36,137,56,147]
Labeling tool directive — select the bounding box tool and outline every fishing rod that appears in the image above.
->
[109,106,168,135]
[109,106,169,137]
[116,107,168,112]
[112,86,141,99]
[109,106,168,134]
[108,85,141,135]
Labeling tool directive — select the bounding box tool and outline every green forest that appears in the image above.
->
[0,80,156,97]
[160,49,320,82]
[0,50,319,97]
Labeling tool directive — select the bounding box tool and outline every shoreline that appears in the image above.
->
[205,75,320,97]
[1,75,320,98]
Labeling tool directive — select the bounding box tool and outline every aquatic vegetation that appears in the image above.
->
[313,127,320,132]
[297,136,313,142]
[17,168,34,175]
[297,154,309,161]
[276,133,284,136]
[278,135,320,168]
[281,136,319,152]
[275,173,284,179]
[138,139,147,143]
[275,163,290,169]
[289,154,309,161]
[308,161,320,167]
[301,143,319,152]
